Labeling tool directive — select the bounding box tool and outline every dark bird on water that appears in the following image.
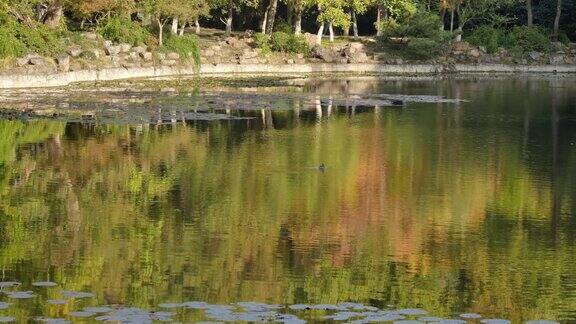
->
[318,163,326,172]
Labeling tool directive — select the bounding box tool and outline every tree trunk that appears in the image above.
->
[376,3,383,36]
[287,1,294,27]
[526,0,533,26]
[328,21,334,42]
[316,22,325,45]
[179,21,186,36]
[171,18,178,35]
[265,0,278,34]
[455,3,462,41]
[439,6,446,30]
[225,6,233,36]
[552,0,562,40]
[43,0,63,28]
[195,19,201,34]
[260,2,272,34]
[450,8,454,32]
[352,10,359,38]
[294,6,302,35]
[158,19,164,46]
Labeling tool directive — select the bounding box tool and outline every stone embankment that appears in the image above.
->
[0,32,575,89]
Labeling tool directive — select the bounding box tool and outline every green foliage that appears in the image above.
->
[269,32,309,54]
[0,26,26,58]
[381,10,446,39]
[0,17,63,58]
[467,26,504,54]
[254,33,272,54]
[379,10,450,60]
[468,26,551,55]
[97,16,151,46]
[274,19,293,33]
[164,35,201,65]
[503,26,551,53]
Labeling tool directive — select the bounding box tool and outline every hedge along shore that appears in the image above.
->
[1,63,576,89]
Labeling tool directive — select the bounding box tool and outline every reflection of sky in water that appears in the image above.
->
[0,77,575,322]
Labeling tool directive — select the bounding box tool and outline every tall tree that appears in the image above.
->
[552,0,562,40]
[526,0,533,26]
[265,0,278,34]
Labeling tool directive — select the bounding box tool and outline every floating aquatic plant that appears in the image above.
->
[5,291,34,299]
[32,282,58,287]
[60,290,94,299]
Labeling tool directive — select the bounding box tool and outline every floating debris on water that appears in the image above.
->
[460,313,482,319]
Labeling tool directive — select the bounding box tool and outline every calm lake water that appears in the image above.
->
[0,76,575,323]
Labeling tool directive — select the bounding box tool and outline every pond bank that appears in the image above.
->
[1,63,576,89]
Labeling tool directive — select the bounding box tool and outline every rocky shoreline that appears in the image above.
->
[1,32,576,89]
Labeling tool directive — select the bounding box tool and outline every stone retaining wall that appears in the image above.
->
[1,63,575,89]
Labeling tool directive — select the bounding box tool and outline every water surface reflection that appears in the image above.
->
[0,77,575,322]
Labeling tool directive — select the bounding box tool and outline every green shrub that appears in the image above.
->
[0,18,62,58]
[98,17,151,45]
[164,35,201,66]
[378,9,450,60]
[0,26,26,58]
[254,33,271,54]
[274,19,293,33]
[269,32,308,54]
[467,26,503,54]
[503,26,550,53]
[406,38,444,59]
[381,10,445,39]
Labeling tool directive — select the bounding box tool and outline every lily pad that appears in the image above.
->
[158,302,183,309]
[5,291,34,299]
[289,304,311,310]
[69,311,96,318]
[35,318,70,324]
[0,282,20,288]
[183,301,209,309]
[47,299,67,305]
[33,281,58,287]
[84,306,114,313]
[481,320,511,324]
[419,317,445,322]
[60,290,94,299]
[398,308,428,316]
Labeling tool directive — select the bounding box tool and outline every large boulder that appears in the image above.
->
[528,51,542,62]
[303,33,318,46]
[119,43,132,53]
[166,52,180,60]
[132,46,147,54]
[56,54,70,72]
[140,52,153,61]
[105,45,121,56]
[311,45,335,63]
[67,46,83,57]
[549,54,566,65]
